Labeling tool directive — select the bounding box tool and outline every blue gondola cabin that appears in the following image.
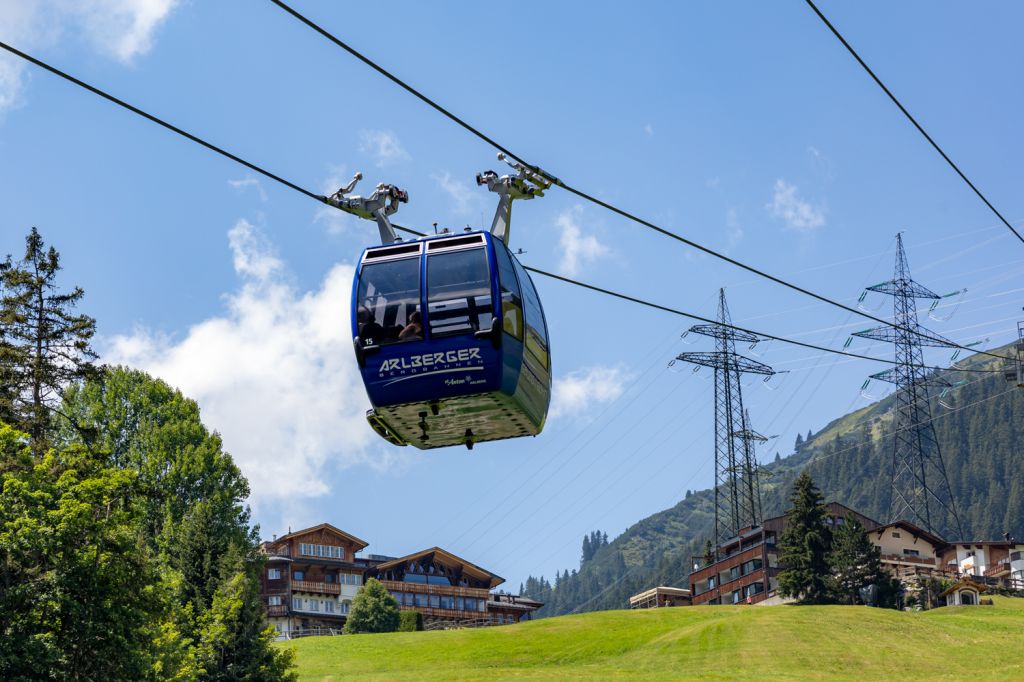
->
[352,231,551,449]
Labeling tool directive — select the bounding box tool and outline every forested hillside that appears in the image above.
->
[523,344,1024,616]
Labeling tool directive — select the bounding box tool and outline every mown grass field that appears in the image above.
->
[282,596,1024,680]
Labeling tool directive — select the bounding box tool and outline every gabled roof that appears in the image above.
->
[272,523,369,550]
[763,501,881,529]
[939,578,989,598]
[371,547,504,589]
[874,520,946,550]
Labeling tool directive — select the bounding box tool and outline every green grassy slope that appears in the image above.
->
[283,597,1024,681]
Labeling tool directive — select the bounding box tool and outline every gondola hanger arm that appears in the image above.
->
[324,172,409,244]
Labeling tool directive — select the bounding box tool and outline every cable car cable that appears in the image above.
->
[264,0,1016,363]
[803,0,1024,247]
[0,39,425,239]
[0,38,1005,372]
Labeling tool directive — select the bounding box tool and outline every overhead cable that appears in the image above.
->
[0,38,1003,374]
[265,0,1015,362]
[803,0,1024,246]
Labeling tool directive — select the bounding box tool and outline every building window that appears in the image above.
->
[903,549,920,557]
[267,568,281,580]
[439,596,455,610]
[308,599,319,612]
[429,595,440,608]
[268,595,282,606]
[415,593,428,608]
[892,531,901,538]
[324,600,335,613]
[294,570,305,581]
[341,601,351,615]
[292,597,302,610]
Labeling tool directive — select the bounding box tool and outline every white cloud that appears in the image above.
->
[228,177,267,202]
[359,129,409,167]
[557,205,609,276]
[549,366,632,420]
[68,0,178,64]
[0,1,178,112]
[644,123,654,136]
[725,208,744,252]
[432,170,479,216]
[767,179,826,233]
[104,220,400,503]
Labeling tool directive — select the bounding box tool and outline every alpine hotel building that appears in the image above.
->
[260,524,542,636]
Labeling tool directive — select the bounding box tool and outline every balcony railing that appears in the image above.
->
[880,553,935,567]
[292,580,341,595]
[378,580,490,599]
[267,604,287,617]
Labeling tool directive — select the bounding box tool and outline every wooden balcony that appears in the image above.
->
[880,553,936,567]
[378,579,489,599]
[267,604,288,617]
[985,560,1011,578]
[292,580,341,595]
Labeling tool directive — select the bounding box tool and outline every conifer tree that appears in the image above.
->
[827,513,886,605]
[0,228,96,449]
[777,472,832,603]
[581,534,593,564]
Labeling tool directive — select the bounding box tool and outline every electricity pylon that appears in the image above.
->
[853,234,963,539]
[1006,318,1024,388]
[675,289,775,546]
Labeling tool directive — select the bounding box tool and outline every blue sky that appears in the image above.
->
[1,0,1022,590]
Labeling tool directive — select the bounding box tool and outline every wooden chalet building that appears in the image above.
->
[366,547,518,627]
[690,500,1024,607]
[689,502,879,606]
[260,524,373,637]
[260,527,542,636]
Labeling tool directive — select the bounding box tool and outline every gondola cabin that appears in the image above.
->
[352,230,551,449]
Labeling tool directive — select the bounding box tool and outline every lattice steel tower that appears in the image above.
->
[676,289,774,545]
[853,234,964,539]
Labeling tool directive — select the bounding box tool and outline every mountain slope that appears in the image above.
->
[525,342,1024,615]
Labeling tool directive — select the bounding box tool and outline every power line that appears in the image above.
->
[564,380,1017,613]
[803,0,1024,246]
[0,38,1007,372]
[524,267,1000,375]
[265,0,1015,363]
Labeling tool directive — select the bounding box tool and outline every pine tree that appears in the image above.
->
[344,578,400,634]
[827,513,886,605]
[795,432,804,450]
[702,539,715,567]
[777,472,832,604]
[0,228,96,449]
[581,534,593,564]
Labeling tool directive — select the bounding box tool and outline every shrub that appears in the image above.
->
[398,610,423,632]
[343,578,400,634]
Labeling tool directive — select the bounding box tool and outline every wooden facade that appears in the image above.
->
[365,548,514,627]
[260,529,543,636]
[690,502,879,606]
[260,524,373,637]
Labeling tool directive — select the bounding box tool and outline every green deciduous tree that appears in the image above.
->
[55,368,290,679]
[777,472,832,604]
[0,429,170,680]
[344,578,400,634]
[0,228,96,449]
